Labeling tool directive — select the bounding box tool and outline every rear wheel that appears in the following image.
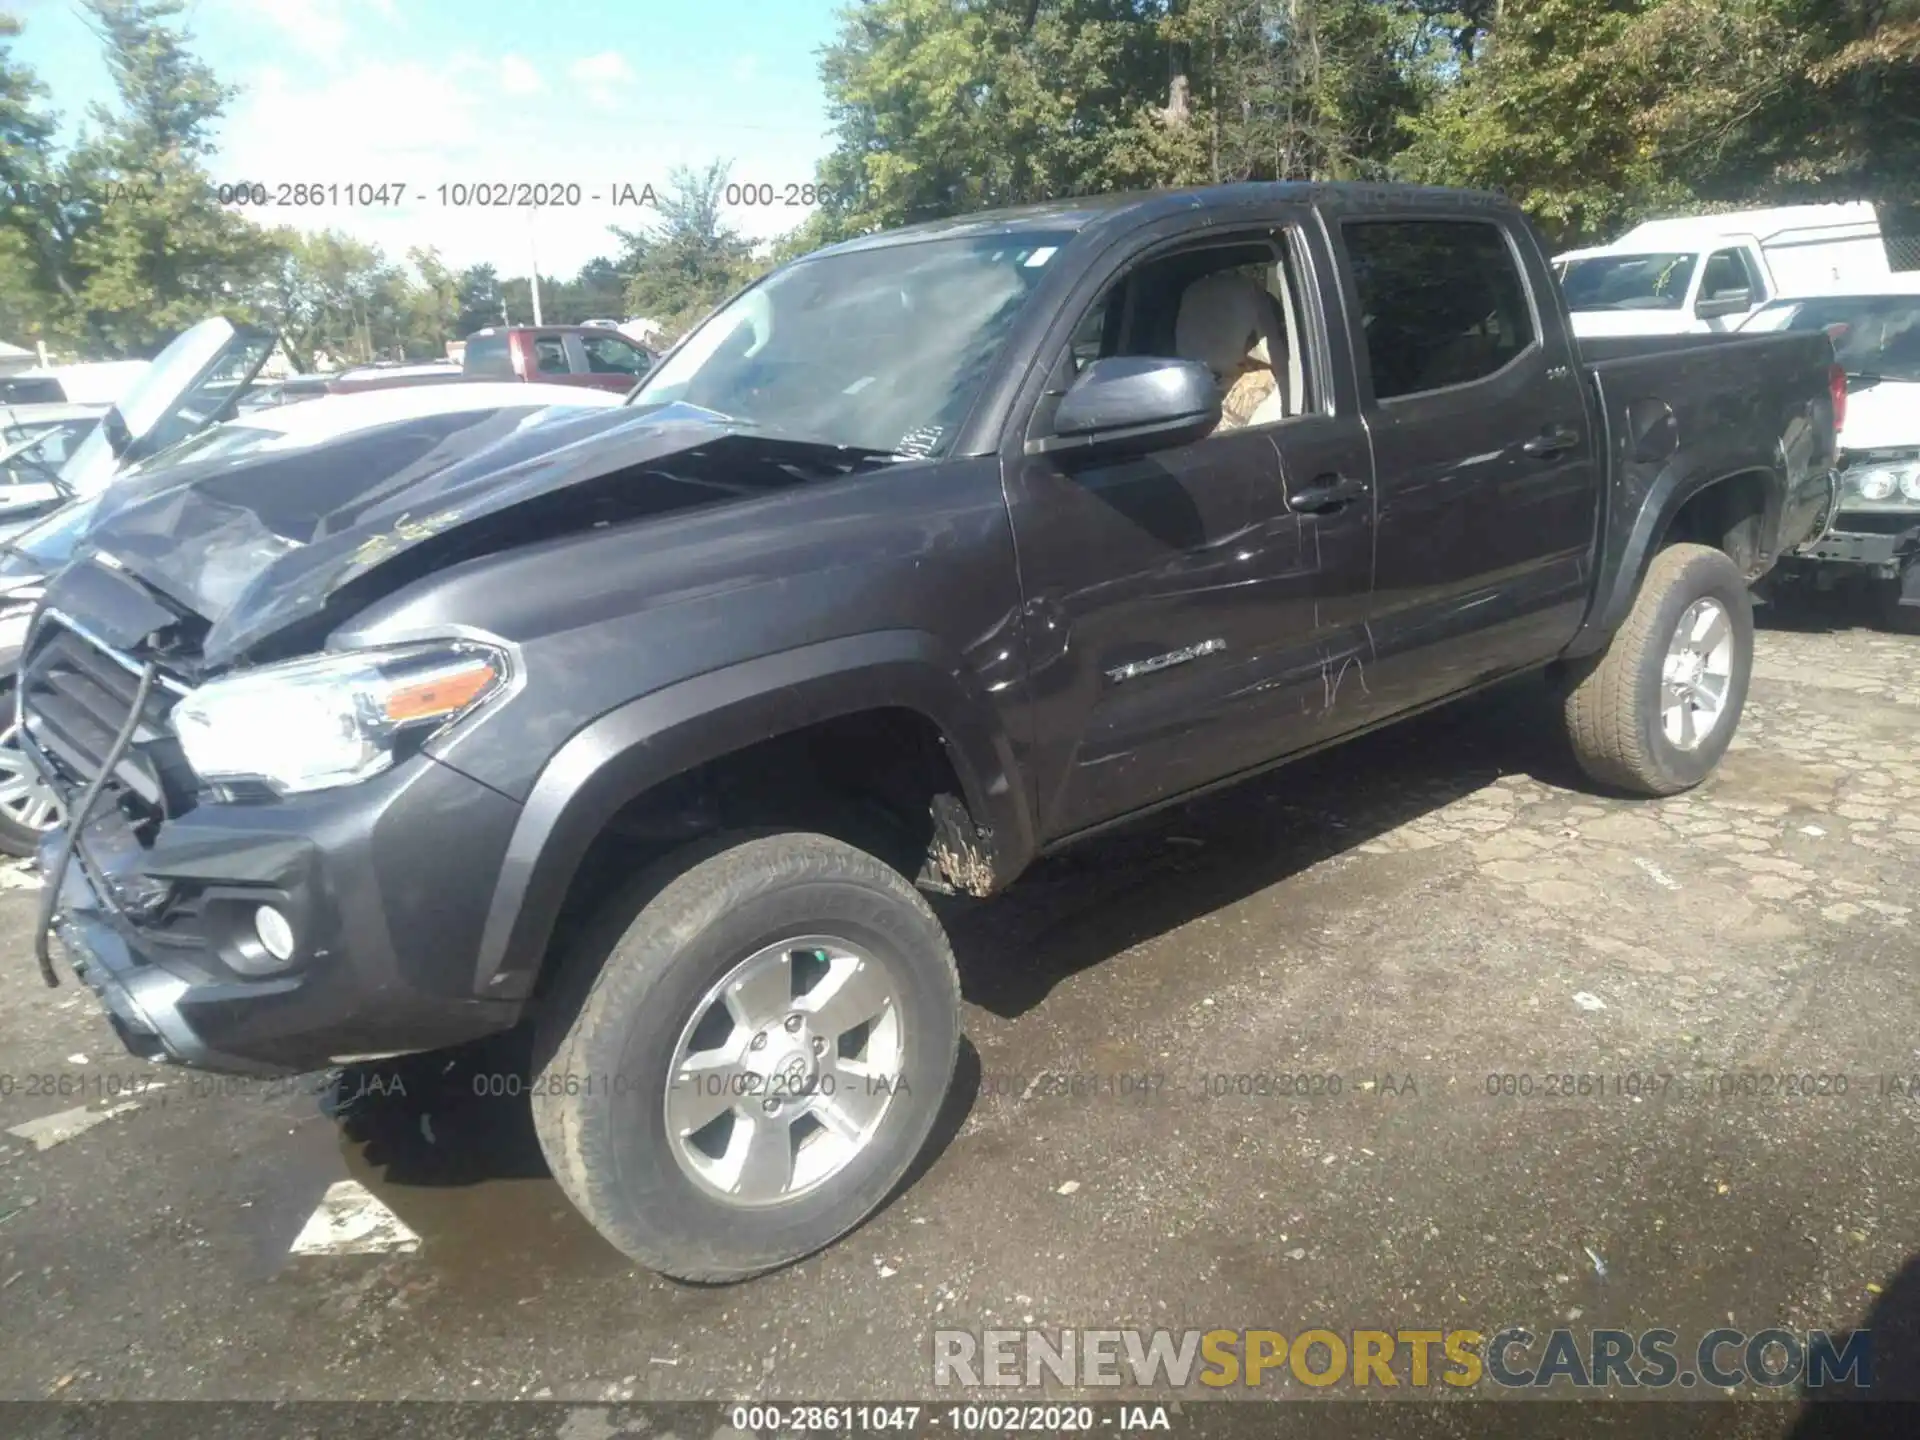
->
[531,830,961,1282]
[0,678,61,857]
[1563,542,1753,796]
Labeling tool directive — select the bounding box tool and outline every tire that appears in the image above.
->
[0,677,61,858]
[531,830,961,1282]
[1563,542,1754,796]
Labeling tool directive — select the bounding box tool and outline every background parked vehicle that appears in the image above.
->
[0,402,106,491]
[461,325,655,392]
[0,359,152,408]
[1552,202,1890,338]
[0,318,282,551]
[1744,273,1920,623]
[25,183,1838,1284]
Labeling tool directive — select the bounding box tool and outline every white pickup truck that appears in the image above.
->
[1553,203,1889,339]
[1744,272,1920,624]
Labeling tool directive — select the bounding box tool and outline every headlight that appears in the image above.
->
[1854,466,1901,501]
[1846,460,1920,504]
[173,641,510,796]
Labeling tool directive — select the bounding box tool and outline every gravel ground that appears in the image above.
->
[0,592,1916,1430]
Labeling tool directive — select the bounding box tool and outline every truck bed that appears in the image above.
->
[1566,326,1839,655]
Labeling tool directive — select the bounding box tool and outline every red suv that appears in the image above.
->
[461,326,654,393]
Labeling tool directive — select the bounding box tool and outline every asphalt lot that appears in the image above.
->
[1,590,1917,1421]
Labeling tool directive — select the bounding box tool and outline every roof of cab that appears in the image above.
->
[807,182,1516,259]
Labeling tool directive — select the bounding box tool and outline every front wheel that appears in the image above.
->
[531,830,961,1282]
[0,678,62,857]
[1563,542,1754,796]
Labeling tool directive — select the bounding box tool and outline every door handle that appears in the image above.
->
[1287,473,1370,514]
[1522,427,1581,459]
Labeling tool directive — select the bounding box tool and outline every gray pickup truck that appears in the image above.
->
[23,183,1838,1281]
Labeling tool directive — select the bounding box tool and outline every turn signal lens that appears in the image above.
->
[381,663,499,724]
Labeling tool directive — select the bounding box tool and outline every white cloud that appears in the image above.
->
[569,52,635,86]
[499,54,544,96]
[228,0,400,63]
[213,50,827,278]
[569,51,635,112]
[244,0,351,58]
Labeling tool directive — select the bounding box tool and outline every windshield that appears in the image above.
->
[630,233,1071,457]
[1560,252,1698,312]
[1744,295,1920,382]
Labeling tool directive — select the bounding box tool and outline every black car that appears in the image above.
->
[24,183,1839,1282]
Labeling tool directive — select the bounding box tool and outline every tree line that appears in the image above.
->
[2,0,1915,365]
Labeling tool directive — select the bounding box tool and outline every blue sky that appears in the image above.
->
[10,0,845,279]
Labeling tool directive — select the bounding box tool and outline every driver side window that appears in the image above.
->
[1056,233,1317,434]
[1701,250,1753,301]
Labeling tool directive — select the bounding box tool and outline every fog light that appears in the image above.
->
[254,905,295,962]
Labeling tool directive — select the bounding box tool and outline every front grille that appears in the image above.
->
[19,615,196,818]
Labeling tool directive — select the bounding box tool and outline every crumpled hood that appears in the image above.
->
[72,399,818,669]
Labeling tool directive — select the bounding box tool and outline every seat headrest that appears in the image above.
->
[1175,274,1270,379]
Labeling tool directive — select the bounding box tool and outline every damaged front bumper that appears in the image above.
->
[32,749,531,1076]
[1786,511,1920,592]
[43,831,290,1074]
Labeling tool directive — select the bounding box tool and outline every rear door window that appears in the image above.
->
[1342,219,1537,401]
[531,334,568,374]
[464,335,512,377]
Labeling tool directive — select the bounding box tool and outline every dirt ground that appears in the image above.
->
[1,592,1916,1430]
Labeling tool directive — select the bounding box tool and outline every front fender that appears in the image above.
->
[467,630,1034,1000]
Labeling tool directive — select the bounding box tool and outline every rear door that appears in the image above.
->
[1329,210,1598,719]
[1005,209,1376,839]
[523,331,573,383]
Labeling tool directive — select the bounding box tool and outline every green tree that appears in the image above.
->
[1397,0,1920,246]
[255,228,405,369]
[615,161,759,339]
[0,10,61,344]
[401,245,459,358]
[455,263,504,335]
[60,0,276,354]
[811,0,1177,233]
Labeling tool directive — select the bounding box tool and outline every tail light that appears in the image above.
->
[1830,362,1847,436]
[508,331,534,381]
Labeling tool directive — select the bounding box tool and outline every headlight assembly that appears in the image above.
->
[173,641,510,796]
[1846,457,1920,506]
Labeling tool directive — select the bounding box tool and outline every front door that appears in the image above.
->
[1005,221,1376,839]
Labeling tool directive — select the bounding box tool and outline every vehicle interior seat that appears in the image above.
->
[1173,272,1289,432]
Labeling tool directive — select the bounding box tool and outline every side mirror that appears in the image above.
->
[1695,289,1754,320]
[1027,356,1221,457]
